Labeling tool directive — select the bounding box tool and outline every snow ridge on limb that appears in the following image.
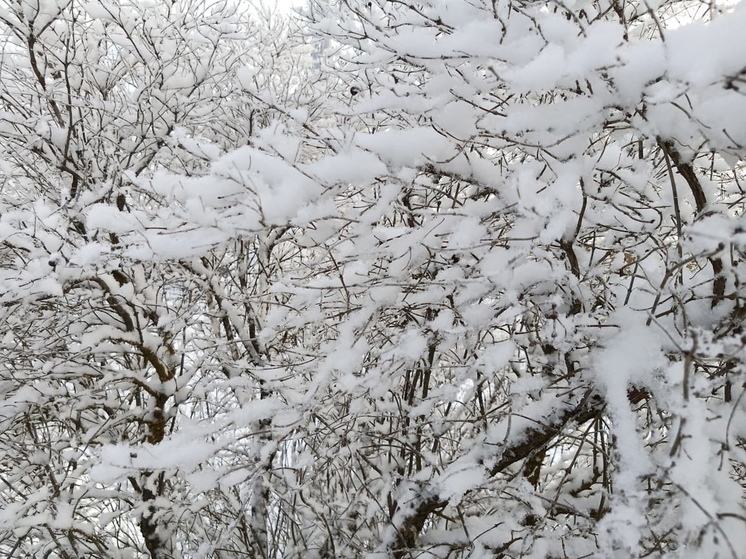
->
[387,388,605,557]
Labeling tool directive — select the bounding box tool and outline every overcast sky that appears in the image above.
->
[274,0,304,13]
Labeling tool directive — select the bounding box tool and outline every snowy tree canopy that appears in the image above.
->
[1,0,745,558]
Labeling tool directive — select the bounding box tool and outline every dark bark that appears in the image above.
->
[658,140,725,306]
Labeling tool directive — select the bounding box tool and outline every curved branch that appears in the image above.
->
[658,140,725,306]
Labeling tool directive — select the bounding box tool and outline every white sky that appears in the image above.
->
[268,0,304,13]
